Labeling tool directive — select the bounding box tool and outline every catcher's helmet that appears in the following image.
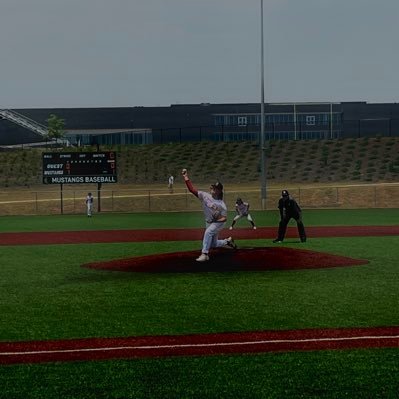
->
[282,190,289,197]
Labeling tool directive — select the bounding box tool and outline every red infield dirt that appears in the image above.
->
[1,225,398,364]
[0,225,398,246]
[1,327,398,365]
[83,247,368,273]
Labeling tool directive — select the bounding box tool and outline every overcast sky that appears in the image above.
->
[1,0,398,108]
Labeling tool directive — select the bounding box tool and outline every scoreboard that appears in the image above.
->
[42,152,117,184]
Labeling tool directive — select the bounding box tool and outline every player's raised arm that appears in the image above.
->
[181,168,198,197]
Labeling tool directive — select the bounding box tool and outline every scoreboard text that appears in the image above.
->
[42,152,117,184]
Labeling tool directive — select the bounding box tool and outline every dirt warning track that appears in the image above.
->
[1,327,398,365]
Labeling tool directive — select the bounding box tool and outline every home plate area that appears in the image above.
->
[83,247,368,273]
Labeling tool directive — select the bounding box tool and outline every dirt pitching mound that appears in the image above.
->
[84,247,368,273]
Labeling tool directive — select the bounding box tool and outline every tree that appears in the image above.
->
[46,114,66,143]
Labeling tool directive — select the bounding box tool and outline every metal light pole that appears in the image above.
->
[260,0,267,209]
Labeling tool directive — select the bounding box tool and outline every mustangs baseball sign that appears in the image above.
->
[42,152,117,184]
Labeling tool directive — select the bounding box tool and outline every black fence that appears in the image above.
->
[69,118,399,147]
[149,118,399,144]
[343,118,399,138]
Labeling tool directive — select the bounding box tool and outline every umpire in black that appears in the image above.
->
[273,190,307,243]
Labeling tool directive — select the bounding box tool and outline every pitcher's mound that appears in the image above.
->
[84,247,368,273]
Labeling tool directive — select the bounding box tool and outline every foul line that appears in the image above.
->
[2,335,398,356]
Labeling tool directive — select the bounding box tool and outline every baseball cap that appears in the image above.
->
[282,190,289,197]
[211,181,223,191]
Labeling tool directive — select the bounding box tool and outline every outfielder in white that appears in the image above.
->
[229,198,257,230]
[86,192,94,217]
[168,175,174,193]
[182,169,237,262]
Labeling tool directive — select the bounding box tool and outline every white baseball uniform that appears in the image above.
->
[197,191,228,254]
[183,175,234,258]
[86,194,93,216]
[233,201,254,223]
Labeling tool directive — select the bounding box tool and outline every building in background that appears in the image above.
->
[1,101,398,147]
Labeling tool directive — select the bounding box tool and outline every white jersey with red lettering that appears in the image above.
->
[198,191,227,223]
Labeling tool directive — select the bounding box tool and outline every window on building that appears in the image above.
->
[306,115,316,126]
[238,116,247,126]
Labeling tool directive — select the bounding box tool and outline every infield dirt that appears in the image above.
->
[1,225,398,365]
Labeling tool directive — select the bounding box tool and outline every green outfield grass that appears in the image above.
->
[1,208,399,232]
[2,349,398,399]
[0,210,398,398]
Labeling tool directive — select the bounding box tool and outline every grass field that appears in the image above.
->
[0,210,398,398]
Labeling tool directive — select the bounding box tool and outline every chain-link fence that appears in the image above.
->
[0,183,398,216]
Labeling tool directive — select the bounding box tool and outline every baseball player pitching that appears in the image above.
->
[229,197,257,230]
[182,168,237,262]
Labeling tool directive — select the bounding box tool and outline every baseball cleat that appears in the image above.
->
[229,226,233,230]
[225,237,237,249]
[273,239,282,243]
[196,253,209,262]
[253,226,257,230]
